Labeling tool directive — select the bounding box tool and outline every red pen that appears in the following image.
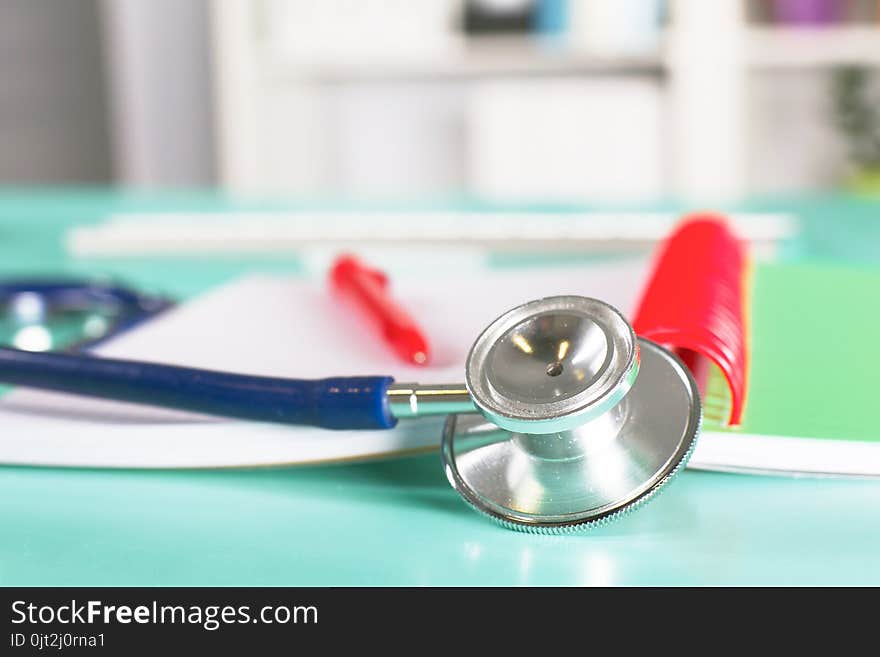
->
[329,254,431,366]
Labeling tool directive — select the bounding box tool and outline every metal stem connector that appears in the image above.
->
[387,383,474,419]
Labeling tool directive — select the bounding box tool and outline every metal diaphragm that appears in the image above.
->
[444,337,701,533]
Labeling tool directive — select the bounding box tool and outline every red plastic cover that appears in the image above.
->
[633,213,749,426]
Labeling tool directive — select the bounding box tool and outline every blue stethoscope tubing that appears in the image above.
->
[0,280,162,310]
[0,347,396,429]
[0,280,397,430]
[0,279,174,344]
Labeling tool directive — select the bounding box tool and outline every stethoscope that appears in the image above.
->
[0,280,701,532]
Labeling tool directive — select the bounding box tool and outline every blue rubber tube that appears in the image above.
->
[0,280,175,348]
[0,347,396,430]
[0,280,171,315]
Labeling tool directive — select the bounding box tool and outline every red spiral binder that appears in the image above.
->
[633,213,749,426]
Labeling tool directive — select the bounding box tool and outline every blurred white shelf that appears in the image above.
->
[259,26,880,84]
[746,27,880,68]
[261,36,664,82]
[212,0,880,201]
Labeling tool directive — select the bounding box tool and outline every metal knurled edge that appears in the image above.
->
[461,410,701,534]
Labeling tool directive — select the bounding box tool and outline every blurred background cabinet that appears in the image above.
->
[209,0,880,202]
[3,0,880,202]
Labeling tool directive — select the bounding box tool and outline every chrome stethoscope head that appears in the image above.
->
[465,296,640,434]
[443,295,702,533]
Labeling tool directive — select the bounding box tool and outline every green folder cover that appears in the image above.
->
[694,262,880,475]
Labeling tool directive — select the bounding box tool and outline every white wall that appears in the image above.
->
[101,0,216,187]
[747,71,850,194]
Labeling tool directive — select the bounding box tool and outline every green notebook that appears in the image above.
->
[693,262,880,475]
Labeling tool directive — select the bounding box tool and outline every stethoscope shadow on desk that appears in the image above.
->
[268,451,466,516]
[206,452,704,535]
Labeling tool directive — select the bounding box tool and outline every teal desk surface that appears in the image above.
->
[1,188,879,586]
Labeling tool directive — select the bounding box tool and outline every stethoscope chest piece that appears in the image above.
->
[443,296,702,533]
